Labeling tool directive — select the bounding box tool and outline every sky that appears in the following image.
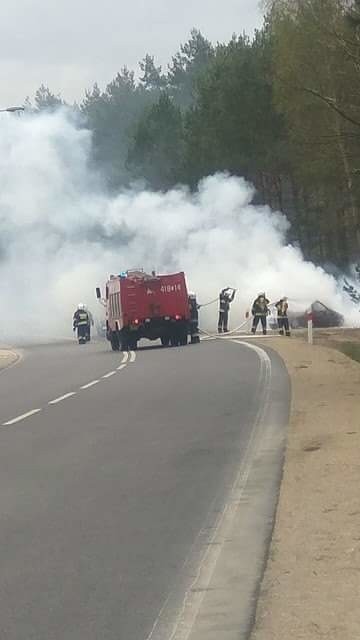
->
[0,0,263,107]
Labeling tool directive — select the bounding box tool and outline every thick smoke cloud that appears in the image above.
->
[0,109,357,342]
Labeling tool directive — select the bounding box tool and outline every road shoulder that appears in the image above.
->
[180,344,290,640]
[0,349,20,372]
[251,337,360,640]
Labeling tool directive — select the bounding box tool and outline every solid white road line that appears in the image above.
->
[102,371,117,379]
[48,392,76,405]
[3,408,42,426]
[117,363,127,371]
[147,339,273,640]
[233,339,272,365]
[129,351,136,363]
[121,352,129,363]
[80,380,100,390]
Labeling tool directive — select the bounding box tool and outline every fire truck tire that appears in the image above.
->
[179,333,188,346]
[110,331,120,351]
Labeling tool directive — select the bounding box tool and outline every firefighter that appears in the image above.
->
[188,292,201,343]
[218,288,236,334]
[251,293,270,335]
[189,293,199,326]
[275,297,291,336]
[84,305,94,341]
[73,303,93,343]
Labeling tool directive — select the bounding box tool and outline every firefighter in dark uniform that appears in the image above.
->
[275,297,291,336]
[73,304,93,342]
[218,288,236,333]
[188,292,201,343]
[85,307,94,340]
[251,293,270,335]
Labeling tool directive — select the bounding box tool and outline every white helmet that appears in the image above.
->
[78,303,85,310]
[188,291,196,298]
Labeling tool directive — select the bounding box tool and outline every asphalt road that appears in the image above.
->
[0,337,290,640]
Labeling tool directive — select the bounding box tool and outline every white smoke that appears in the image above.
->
[0,109,358,342]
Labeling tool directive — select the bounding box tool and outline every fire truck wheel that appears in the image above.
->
[129,339,138,351]
[170,335,178,347]
[179,333,188,346]
[110,331,120,351]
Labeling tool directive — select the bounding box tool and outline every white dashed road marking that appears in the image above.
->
[80,380,100,390]
[48,392,77,405]
[3,408,42,426]
[2,349,137,427]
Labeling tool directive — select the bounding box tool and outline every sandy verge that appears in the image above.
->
[250,335,360,640]
[0,349,19,371]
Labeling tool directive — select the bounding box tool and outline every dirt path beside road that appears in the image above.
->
[0,349,20,372]
[251,336,360,640]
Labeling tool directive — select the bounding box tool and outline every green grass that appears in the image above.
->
[338,342,360,364]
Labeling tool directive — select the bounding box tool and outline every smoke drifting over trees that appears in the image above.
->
[2,4,360,340]
[26,9,360,267]
[0,109,356,341]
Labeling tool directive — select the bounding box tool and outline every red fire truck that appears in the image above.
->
[96,270,200,351]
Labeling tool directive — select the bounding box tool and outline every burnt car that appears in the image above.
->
[289,301,344,329]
